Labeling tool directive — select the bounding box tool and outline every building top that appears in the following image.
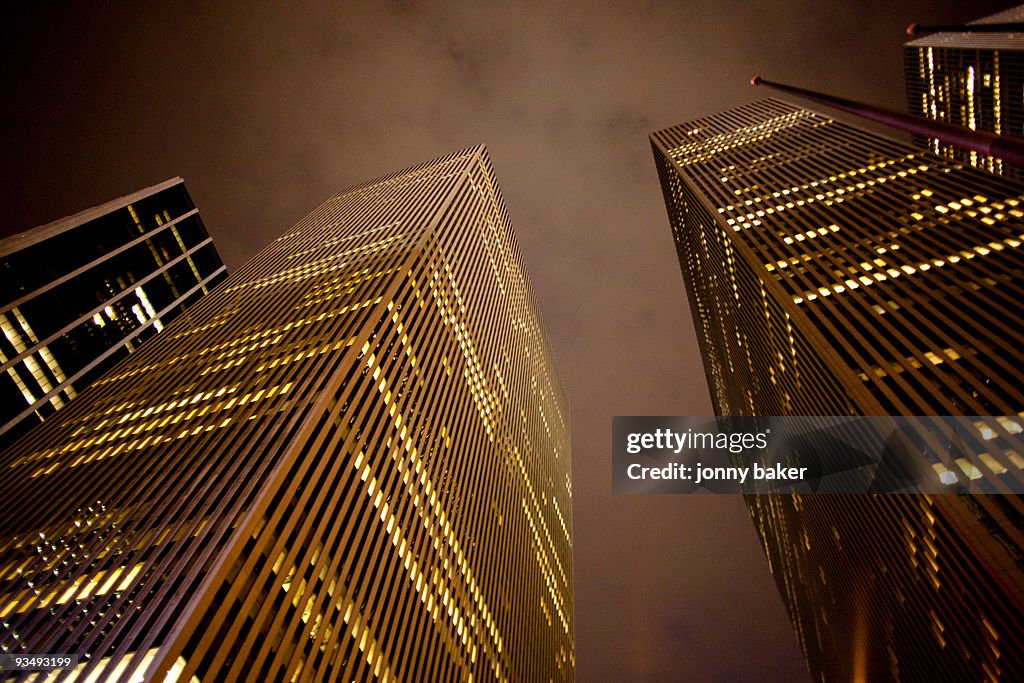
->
[0,177,185,256]
[652,96,1024,419]
[905,4,1024,49]
[333,144,488,197]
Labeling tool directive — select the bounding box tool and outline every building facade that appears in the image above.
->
[0,178,227,449]
[0,147,573,681]
[905,5,1024,179]
[652,99,1024,680]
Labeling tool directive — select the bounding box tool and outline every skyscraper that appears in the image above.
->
[652,98,1024,680]
[0,147,573,681]
[904,5,1024,179]
[0,178,227,449]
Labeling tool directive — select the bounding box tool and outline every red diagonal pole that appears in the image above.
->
[907,22,1024,36]
[751,76,1024,167]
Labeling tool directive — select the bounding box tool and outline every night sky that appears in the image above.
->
[2,2,1010,680]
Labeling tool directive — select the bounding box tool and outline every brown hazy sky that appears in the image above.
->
[1,2,1010,680]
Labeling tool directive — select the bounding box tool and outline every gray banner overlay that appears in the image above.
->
[613,416,1024,494]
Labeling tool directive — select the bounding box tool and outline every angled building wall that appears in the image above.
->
[0,147,573,681]
[652,99,1024,680]
[0,178,227,448]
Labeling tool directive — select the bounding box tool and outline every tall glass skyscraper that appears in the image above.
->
[0,147,573,681]
[652,99,1024,680]
[905,5,1024,179]
[0,178,227,449]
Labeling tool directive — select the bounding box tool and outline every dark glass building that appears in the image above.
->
[0,147,573,681]
[905,5,1024,179]
[0,178,227,448]
[652,99,1024,680]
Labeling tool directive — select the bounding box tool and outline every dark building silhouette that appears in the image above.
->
[0,147,573,681]
[0,178,227,449]
[905,5,1024,179]
[652,98,1024,680]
